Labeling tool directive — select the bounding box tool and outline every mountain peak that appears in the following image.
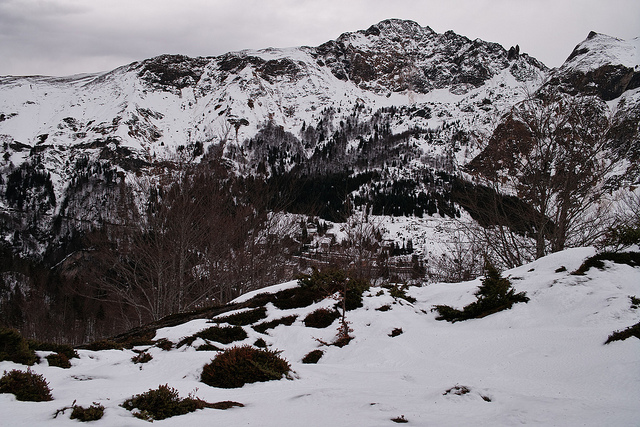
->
[551,31,640,100]
[364,18,435,37]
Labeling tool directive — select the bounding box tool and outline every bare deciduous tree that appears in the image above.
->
[468,93,615,259]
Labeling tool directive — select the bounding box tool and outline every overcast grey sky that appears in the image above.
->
[1,0,638,77]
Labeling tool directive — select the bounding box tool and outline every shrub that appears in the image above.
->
[196,344,222,352]
[70,403,105,421]
[297,269,370,311]
[132,351,153,364]
[388,285,417,304]
[254,338,267,348]
[28,341,78,360]
[215,307,268,326]
[0,328,38,365]
[83,340,123,351]
[573,252,640,275]
[303,308,339,328]
[46,353,71,369]
[433,263,529,322]
[443,385,471,396]
[391,415,409,423]
[376,304,391,312]
[201,345,291,388]
[122,384,227,421]
[252,315,297,334]
[389,328,403,337]
[197,326,247,344]
[605,321,640,344]
[301,350,323,364]
[0,369,53,401]
[270,287,319,310]
[154,339,173,351]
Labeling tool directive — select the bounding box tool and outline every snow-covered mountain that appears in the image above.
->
[0,19,546,200]
[1,248,638,426]
[0,19,638,344]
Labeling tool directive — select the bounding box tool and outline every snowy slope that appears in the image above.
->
[1,247,638,426]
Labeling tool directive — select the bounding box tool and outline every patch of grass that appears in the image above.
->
[391,415,409,423]
[70,403,105,421]
[303,308,339,328]
[201,345,291,388]
[0,369,53,401]
[46,353,71,369]
[122,384,242,421]
[301,349,324,364]
[0,328,38,365]
[630,295,640,309]
[254,338,267,348]
[605,321,640,344]
[214,307,268,326]
[573,252,640,275]
[433,263,528,322]
[252,315,297,334]
[375,304,391,312]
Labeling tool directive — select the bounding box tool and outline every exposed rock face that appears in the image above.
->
[313,19,544,93]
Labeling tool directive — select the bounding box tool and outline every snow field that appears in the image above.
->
[0,247,638,426]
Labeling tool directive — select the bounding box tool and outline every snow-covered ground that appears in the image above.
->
[1,247,639,426]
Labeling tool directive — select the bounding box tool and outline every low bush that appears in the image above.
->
[270,287,320,310]
[573,252,640,275]
[122,384,241,421]
[252,315,297,334]
[196,344,222,352]
[154,339,173,351]
[298,269,370,311]
[197,326,247,344]
[388,285,417,303]
[131,351,153,364]
[28,341,78,360]
[70,403,105,421]
[254,338,267,348]
[433,263,529,322]
[46,353,71,369]
[215,307,268,326]
[0,369,53,401]
[201,345,291,388]
[303,308,339,328]
[605,321,640,344]
[83,340,123,351]
[0,328,38,365]
[389,328,403,337]
[179,325,248,347]
[301,350,323,364]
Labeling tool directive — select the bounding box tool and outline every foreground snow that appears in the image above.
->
[1,247,639,426]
